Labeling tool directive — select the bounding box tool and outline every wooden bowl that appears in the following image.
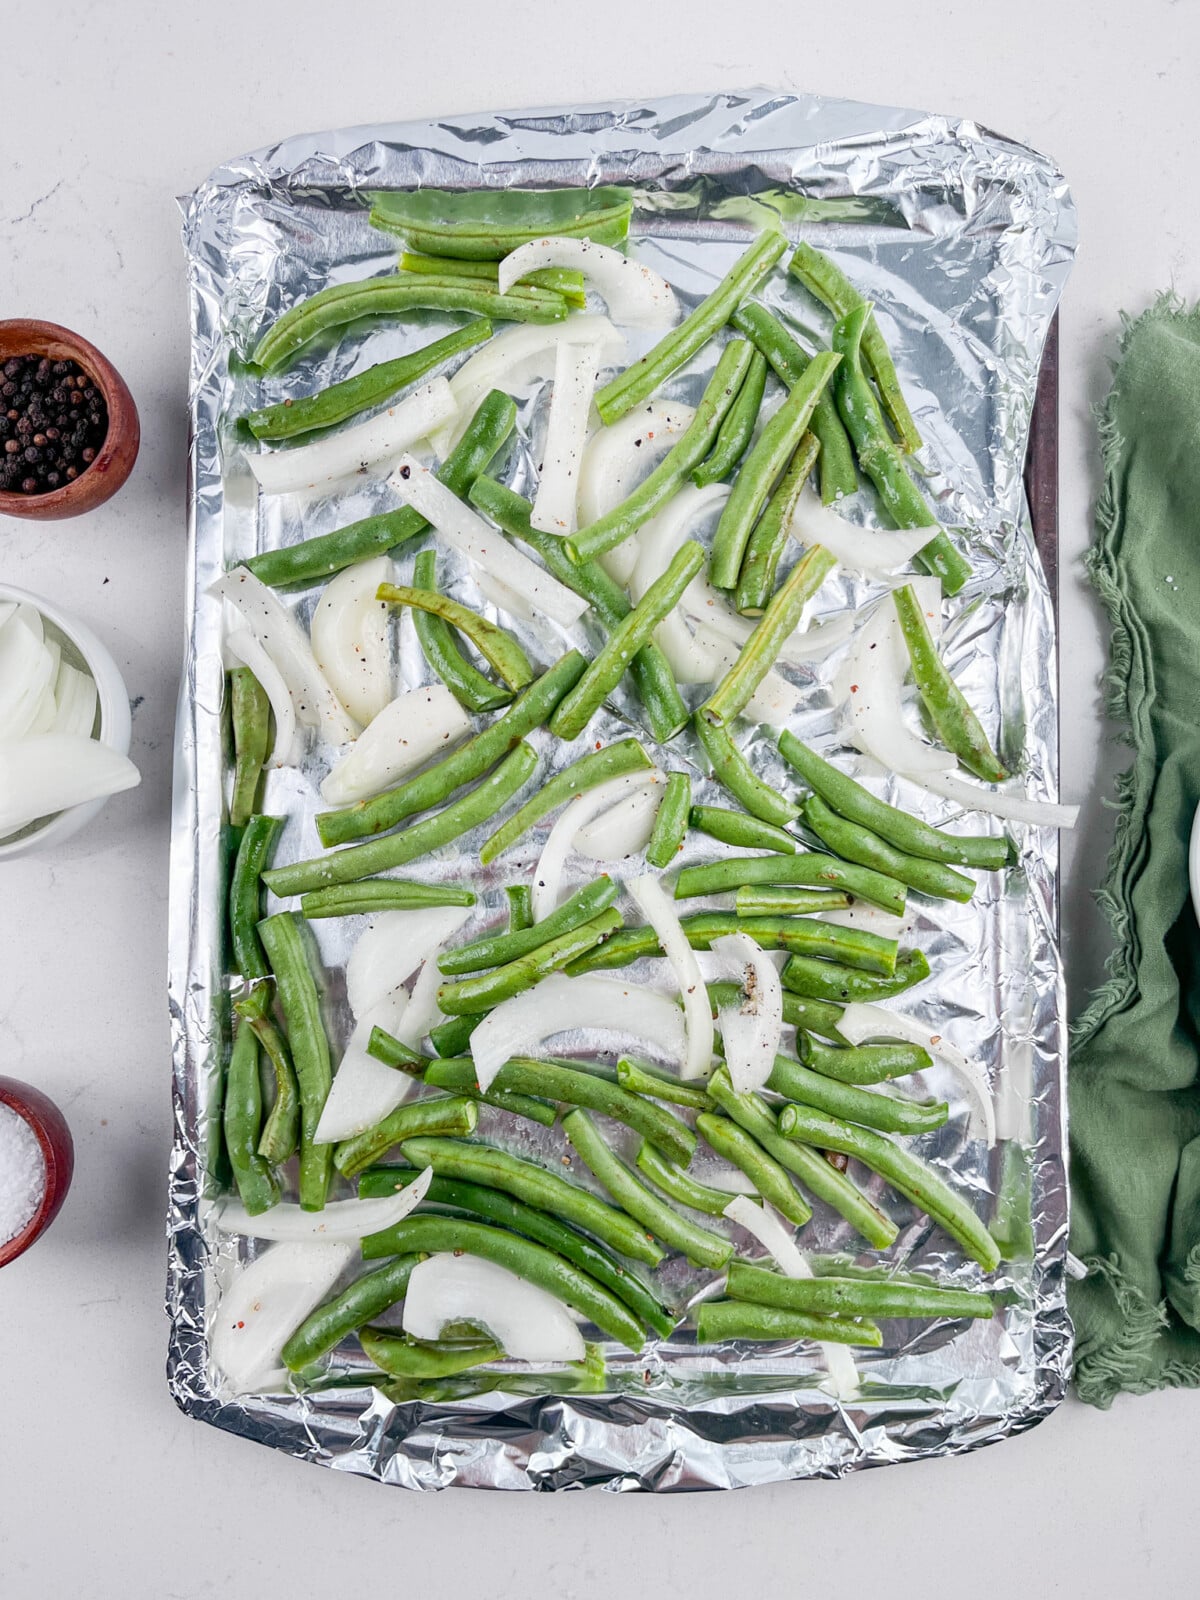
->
[0,1076,75,1267]
[0,319,140,520]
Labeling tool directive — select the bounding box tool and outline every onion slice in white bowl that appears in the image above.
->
[0,734,141,839]
[210,1241,353,1394]
[837,1002,996,1148]
[531,769,660,920]
[214,1169,431,1242]
[345,905,473,1019]
[711,932,783,1094]
[50,662,98,740]
[628,873,714,1082]
[0,606,57,740]
[402,1253,585,1363]
[224,624,304,768]
[531,334,604,536]
[497,237,678,329]
[319,684,472,807]
[310,557,394,727]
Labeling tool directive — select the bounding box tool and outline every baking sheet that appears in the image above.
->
[169,88,1076,1490]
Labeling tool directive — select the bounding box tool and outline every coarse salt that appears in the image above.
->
[0,1102,46,1246]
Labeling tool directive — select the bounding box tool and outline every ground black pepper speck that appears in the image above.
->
[0,355,108,496]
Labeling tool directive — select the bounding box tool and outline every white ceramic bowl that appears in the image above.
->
[1190,801,1200,928]
[0,583,133,860]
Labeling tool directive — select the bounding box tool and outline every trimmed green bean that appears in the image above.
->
[428,1013,479,1058]
[366,1026,426,1072]
[776,1101,1001,1270]
[333,1095,479,1179]
[568,341,755,563]
[734,431,822,614]
[595,229,787,424]
[435,908,624,1014]
[229,814,284,996]
[801,793,975,903]
[778,731,1010,870]
[727,1260,993,1322]
[245,390,515,588]
[695,1112,812,1227]
[616,1058,714,1112]
[693,714,798,828]
[781,948,930,1004]
[301,879,476,917]
[360,1328,502,1379]
[892,584,1006,783]
[692,345,768,486]
[480,739,653,864]
[563,909,895,976]
[368,186,634,262]
[675,851,907,916]
[550,541,706,739]
[229,668,270,828]
[695,1299,881,1346]
[378,578,533,693]
[236,1002,301,1166]
[689,803,798,855]
[223,1016,279,1216]
[645,772,691,869]
[797,1032,933,1085]
[420,1062,559,1126]
[264,741,539,896]
[735,885,851,916]
[257,913,333,1210]
[707,981,848,1045]
[505,883,534,933]
[408,546,510,712]
[439,877,619,975]
[562,1110,732,1270]
[281,1255,421,1371]
[766,1053,948,1135]
[399,252,587,307]
[635,1143,738,1216]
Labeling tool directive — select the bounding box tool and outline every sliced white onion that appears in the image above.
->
[531,769,660,920]
[215,1169,431,1241]
[402,1252,585,1362]
[497,237,678,329]
[813,903,913,942]
[319,684,471,807]
[0,608,57,740]
[531,335,602,536]
[471,973,687,1092]
[690,623,799,725]
[345,905,473,1019]
[576,402,695,588]
[313,988,414,1144]
[903,767,1079,829]
[0,734,141,838]
[842,595,955,778]
[210,1241,353,1394]
[838,1002,996,1147]
[711,933,783,1094]
[632,483,730,604]
[393,955,444,1051]
[681,576,861,669]
[628,873,714,1083]
[245,378,456,496]
[723,1195,860,1400]
[0,601,15,632]
[50,662,98,740]
[212,568,359,746]
[309,557,394,727]
[574,781,662,860]
[472,567,537,624]
[787,488,936,573]
[701,1167,759,1195]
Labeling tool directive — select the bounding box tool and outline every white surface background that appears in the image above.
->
[1,3,1196,1594]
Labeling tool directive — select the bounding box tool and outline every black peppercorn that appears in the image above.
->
[0,353,108,496]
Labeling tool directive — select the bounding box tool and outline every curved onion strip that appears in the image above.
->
[576,401,695,528]
[403,1252,585,1362]
[319,684,472,807]
[631,483,730,603]
[310,557,394,727]
[813,904,914,942]
[216,1170,431,1241]
[723,1195,860,1400]
[711,932,783,1094]
[574,781,663,860]
[842,595,955,778]
[394,955,445,1051]
[531,336,603,536]
[225,625,303,767]
[904,767,1079,829]
[345,905,473,1019]
[472,973,687,1093]
[628,873,714,1083]
[787,488,936,573]
[210,1241,353,1394]
[246,379,456,496]
[212,568,358,745]
[837,1002,996,1147]
[50,662,98,740]
[690,623,798,725]
[497,237,677,329]
[531,770,660,920]
[313,987,413,1144]
[391,455,587,628]
[681,576,862,667]
[0,600,15,632]
[0,734,140,839]
[0,607,57,740]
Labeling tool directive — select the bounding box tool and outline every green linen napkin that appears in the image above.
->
[1069,296,1200,1406]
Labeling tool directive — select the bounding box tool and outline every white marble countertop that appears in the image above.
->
[2,4,1197,1593]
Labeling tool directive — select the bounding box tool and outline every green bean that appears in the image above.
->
[777,731,1010,870]
[378,578,533,694]
[333,1095,479,1179]
[244,390,516,588]
[645,772,691,870]
[480,738,653,864]
[562,909,895,975]
[734,432,822,614]
[420,1062,559,1127]
[505,883,533,933]
[568,341,756,562]
[264,741,539,897]
[435,908,624,1015]
[776,1101,1001,1270]
[595,229,787,424]
[703,545,837,723]
[675,850,907,916]
[693,714,798,828]
[707,981,847,1045]
[765,1053,947,1136]
[796,1032,932,1085]
[368,186,634,261]
[695,1112,812,1227]
[235,1002,300,1165]
[695,1298,881,1346]
[250,276,568,372]
[550,542,706,739]
[256,914,333,1209]
[726,1259,994,1322]
[366,1026,426,1073]
[301,879,476,917]
[360,1328,502,1379]
[730,302,858,504]
[787,242,922,454]
[616,1058,714,1112]
[706,1067,898,1249]
[428,1013,479,1058]
[830,305,970,595]
[709,352,841,589]
[635,1144,737,1216]
[562,1110,732,1270]
[228,669,270,828]
[359,1165,674,1338]
[891,584,1006,782]
[281,1255,421,1371]
[399,252,587,307]
[801,794,976,903]
[245,321,491,441]
[735,885,851,916]
[691,345,768,486]
[439,877,619,975]
[689,803,798,854]
[398,1136,664,1267]
[468,476,688,743]
[359,1213,645,1351]
[223,1016,279,1216]
[317,651,584,847]
[781,948,929,1004]
[407,545,512,712]
[228,814,284,998]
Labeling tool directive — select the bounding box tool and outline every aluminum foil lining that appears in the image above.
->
[170,89,1076,1491]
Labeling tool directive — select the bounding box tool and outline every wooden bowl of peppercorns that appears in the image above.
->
[0,319,139,520]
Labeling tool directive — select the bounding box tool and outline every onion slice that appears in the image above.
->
[245,378,456,496]
[319,684,472,807]
[837,1002,996,1147]
[0,608,57,740]
[628,873,714,1083]
[0,734,140,838]
[690,623,798,725]
[531,335,603,536]
[904,767,1079,829]
[313,987,413,1145]
[210,1241,353,1394]
[345,905,473,1019]
[576,402,695,586]
[711,932,783,1094]
[402,1252,585,1362]
[573,781,663,860]
[215,1169,431,1241]
[497,237,678,329]
[50,662,98,740]
[531,769,660,920]
[310,557,394,727]
[787,488,936,573]
[393,955,445,1051]
[842,593,955,778]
